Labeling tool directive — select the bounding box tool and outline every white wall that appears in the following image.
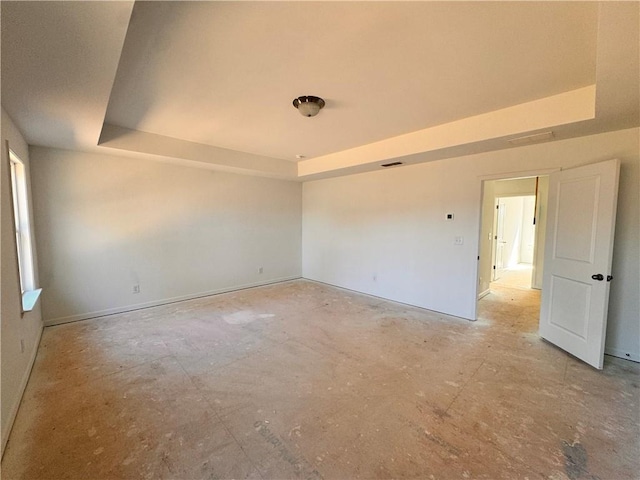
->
[520,196,536,264]
[500,196,525,268]
[1,109,43,454]
[302,127,640,362]
[29,147,302,324]
[532,176,549,289]
[493,177,536,197]
[479,180,495,295]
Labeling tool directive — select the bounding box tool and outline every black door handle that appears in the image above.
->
[607,275,613,282]
[592,274,604,281]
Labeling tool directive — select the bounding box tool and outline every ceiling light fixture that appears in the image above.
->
[293,96,325,117]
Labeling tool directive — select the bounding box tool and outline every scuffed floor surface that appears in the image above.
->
[2,280,639,479]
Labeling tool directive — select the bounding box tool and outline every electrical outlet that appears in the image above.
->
[133,284,140,294]
[454,236,464,245]
[259,267,264,274]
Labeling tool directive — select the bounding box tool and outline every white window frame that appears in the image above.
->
[7,143,41,312]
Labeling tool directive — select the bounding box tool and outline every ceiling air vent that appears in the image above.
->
[508,131,554,146]
[381,161,403,168]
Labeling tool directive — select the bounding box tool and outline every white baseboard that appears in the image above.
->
[303,277,474,322]
[605,347,640,363]
[44,276,301,326]
[477,289,490,300]
[1,322,43,457]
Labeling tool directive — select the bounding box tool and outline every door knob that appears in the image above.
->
[591,274,604,281]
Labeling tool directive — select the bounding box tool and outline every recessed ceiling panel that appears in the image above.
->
[104,2,598,161]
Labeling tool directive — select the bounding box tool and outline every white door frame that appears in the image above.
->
[493,199,505,280]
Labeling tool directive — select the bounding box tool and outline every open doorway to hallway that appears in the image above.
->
[492,195,536,289]
[478,175,550,315]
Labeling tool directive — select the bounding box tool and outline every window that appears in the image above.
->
[8,146,40,311]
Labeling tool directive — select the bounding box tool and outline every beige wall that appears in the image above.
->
[479,180,496,296]
[532,177,549,289]
[29,147,302,324]
[1,108,43,453]
[303,127,640,362]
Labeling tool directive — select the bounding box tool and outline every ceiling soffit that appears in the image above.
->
[2,2,638,180]
[101,2,601,168]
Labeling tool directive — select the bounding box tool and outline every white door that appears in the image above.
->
[539,159,620,369]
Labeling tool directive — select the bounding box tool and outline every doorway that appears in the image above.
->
[492,195,536,289]
[476,160,620,369]
[478,175,549,301]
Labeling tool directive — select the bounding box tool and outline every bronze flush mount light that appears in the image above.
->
[293,96,325,117]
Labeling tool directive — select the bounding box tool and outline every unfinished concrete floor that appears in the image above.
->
[2,280,639,479]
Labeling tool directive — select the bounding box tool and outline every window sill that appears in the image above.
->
[22,288,42,314]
